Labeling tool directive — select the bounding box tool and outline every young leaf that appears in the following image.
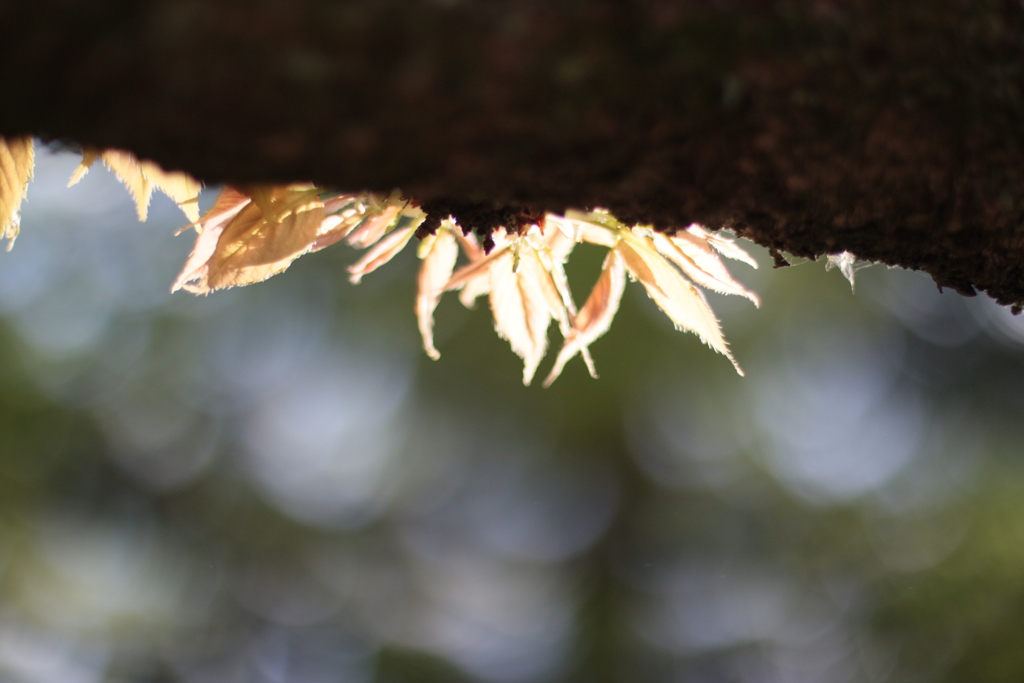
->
[543,248,627,387]
[451,225,484,262]
[536,218,578,262]
[165,192,759,385]
[445,240,512,301]
[347,205,401,248]
[70,148,201,222]
[181,186,252,236]
[826,251,861,290]
[416,225,460,359]
[310,195,374,252]
[310,214,353,251]
[689,226,759,269]
[0,135,34,250]
[652,232,760,306]
[558,210,622,248]
[348,225,417,284]
[172,188,254,289]
[534,231,596,376]
[103,150,154,221]
[534,239,576,334]
[140,158,202,222]
[67,148,99,187]
[458,272,492,309]
[617,231,742,375]
[449,229,492,308]
[173,185,325,293]
[488,245,555,385]
[174,201,258,293]
[522,245,571,335]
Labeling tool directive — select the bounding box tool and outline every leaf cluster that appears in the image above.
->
[0,139,762,385]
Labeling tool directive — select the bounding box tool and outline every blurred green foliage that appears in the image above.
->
[0,150,1024,682]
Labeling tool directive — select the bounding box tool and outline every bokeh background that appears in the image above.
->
[1,147,1023,683]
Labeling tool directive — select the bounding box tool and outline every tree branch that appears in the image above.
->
[4,0,1024,303]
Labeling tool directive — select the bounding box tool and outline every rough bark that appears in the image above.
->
[3,0,1024,304]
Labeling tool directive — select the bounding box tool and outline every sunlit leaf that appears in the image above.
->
[537,217,578,261]
[67,148,98,187]
[690,225,759,269]
[523,245,571,334]
[445,240,511,301]
[416,225,460,359]
[559,210,622,248]
[543,248,627,387]
[826,251,863,290]
[181,186,252,236]
[488,243,555,385]
[451,225,484,262]
[0,135,34,250]
[70,148,201,222]
[652,232,760,306]
[347,205,402,248]
[165,190,757,382]
[348,225,417,284]
[141,159,202,222]
[172,187,253,289]
[310,214,356,252]
[617,231,742,375]
[242,186,277,222]
[534,238,576,335]
[173,184,324,293]
[309,195,369,252]
[102,150,153,221]
[534,229,596,375]
[447,228,491,308]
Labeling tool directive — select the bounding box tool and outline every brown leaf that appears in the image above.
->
[617,232,742,374]
[416,226,460,359]
[0,136,34,250]
[173,185,325,293]
[543,249,627,387]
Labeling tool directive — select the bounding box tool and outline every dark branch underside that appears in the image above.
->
[4,0,1024,303]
